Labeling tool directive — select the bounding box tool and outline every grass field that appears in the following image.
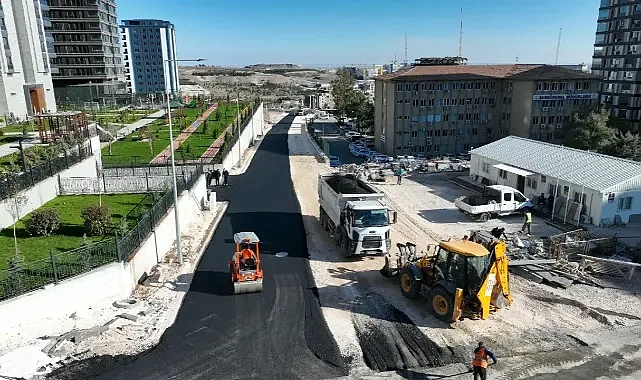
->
[90,109,154,125]
[179,103,240,157]
[101,107,205,165]
[0,123,38,134]
[0,194,153,271]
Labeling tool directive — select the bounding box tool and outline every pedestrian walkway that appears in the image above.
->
[114,109,165,138]
[150,103,218,164]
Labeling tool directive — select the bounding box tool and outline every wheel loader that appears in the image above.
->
[381,231,512,322]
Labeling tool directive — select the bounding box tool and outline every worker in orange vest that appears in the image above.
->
[471,342,497,380]
[239,242,256,268]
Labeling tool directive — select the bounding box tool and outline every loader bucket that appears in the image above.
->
[233,279,264,295]
[380,255,397,278]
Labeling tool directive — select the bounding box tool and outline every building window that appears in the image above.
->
[397,83,402,91]
[499,169,507,179]
[540,175,546,184]
[526,177,538,189]
[618,197,633,211]
[482,162,490,172]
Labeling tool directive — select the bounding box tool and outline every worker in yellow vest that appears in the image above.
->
[471,341,497,380]
[519,208,532,236]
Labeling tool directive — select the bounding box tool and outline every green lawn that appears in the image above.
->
[101,107,206,165]
[0,194,153,271]
[0,124,38,134]
[89,109,154,125]
[179,103,240,157]
[0,134,23,147]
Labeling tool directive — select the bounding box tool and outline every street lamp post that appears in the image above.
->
[164,58,205,265]
[235,80,241,166]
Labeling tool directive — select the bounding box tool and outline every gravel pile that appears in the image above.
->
[326,174,371,195]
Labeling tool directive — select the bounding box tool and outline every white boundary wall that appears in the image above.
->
[0,174,210,340]
[220,103,265,171]
[0,135,101,229]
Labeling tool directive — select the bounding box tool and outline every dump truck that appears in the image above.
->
[318,173,397,256]
[454,185,533,222]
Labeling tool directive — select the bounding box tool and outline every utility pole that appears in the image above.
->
[555,28,562,66]
[404,32,408,66]
[458,8,463,58]
[236,79,241,166]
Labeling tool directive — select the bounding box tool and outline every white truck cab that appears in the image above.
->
[454,185,532,222]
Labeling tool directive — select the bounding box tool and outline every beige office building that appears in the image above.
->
[374,59,602,157]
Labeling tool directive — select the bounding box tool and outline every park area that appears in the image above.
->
[100,103,241,165]
[88,109,154,125]
[0,194,154,270]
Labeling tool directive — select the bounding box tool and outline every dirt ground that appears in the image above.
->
[287,120,641,379]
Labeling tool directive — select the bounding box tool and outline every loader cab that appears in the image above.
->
[435,240,492,294]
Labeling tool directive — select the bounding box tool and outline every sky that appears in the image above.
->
[117,0,602,67]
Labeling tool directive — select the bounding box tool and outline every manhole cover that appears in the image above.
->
[275,252,288,258]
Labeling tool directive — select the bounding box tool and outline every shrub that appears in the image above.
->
[81,204,112,236]
[25,208,61,236]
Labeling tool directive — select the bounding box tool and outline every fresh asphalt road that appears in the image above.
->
[50,115,346,380]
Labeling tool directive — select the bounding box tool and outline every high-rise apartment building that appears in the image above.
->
[592,0,641,127]
[0,0,57,116]
[46,0,124,100]
[120,19,179,95]
[374,58,601,157]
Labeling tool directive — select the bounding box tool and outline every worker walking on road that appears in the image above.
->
[222,168,229,186]
[396,167,405,185]
[519,208,532,236]
[472,342,497,380]
[213,169,221,186]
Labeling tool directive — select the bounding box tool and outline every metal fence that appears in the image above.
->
[0,164,205,301]
[215,100,259,164]
[0,144,93,202]
[101,163,202,177]
[58,174,173,194]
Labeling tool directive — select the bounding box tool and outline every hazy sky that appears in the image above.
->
[117,0,601,67]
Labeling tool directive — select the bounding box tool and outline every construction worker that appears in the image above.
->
[471,342,497,380]
[519,208,532,236]
[222,168,230,186]
[239,241,256,269]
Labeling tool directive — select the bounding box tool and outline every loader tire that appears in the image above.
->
[429,286,455,322]
[399,268,421,300]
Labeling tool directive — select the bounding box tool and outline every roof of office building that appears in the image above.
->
[377,64,600,81]
[470,136,641,193]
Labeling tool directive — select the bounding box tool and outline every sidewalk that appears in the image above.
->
[150,104,218,164]
[0,133,40,158]
[113,109,166,139]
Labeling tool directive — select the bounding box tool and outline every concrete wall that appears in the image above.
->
[599,189,641,225]
[0,174,210,339]
[220,103,265,170]
[0,136,101,230]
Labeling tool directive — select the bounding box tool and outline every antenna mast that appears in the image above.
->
[555,28,562,65]
[404,32,408,66]
[458,8,463,57]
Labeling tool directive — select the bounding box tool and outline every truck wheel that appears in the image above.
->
[399,268,421,299]
[428,287,456,322]
[477,212,491,222]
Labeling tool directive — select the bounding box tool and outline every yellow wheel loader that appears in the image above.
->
[381,231,512,322]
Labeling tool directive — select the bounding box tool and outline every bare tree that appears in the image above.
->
[4,176,28,256]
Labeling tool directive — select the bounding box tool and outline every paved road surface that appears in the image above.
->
[311,120,365,165]
[50,115,346,380]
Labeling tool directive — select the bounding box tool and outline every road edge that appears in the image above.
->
[146,201,229,344]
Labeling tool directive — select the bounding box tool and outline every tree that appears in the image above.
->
[561,108,615,152]
[331,68,357,118]
[603,130,641,161]
[4,176,28,256]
